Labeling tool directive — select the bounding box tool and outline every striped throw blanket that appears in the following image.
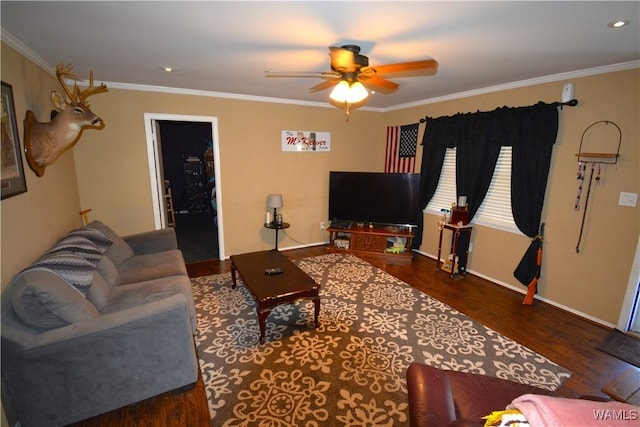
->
[19,228,113,296]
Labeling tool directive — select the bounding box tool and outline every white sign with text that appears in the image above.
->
[281,131,331,152]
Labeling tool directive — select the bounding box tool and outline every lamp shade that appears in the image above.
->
[329,80,369,104]
[348,82,368,103]
[266,194,283,209]
[329,80,351,103]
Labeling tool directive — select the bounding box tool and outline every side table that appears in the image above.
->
[264,222,290,250]
[436,223,473,278]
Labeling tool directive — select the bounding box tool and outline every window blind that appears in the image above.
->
[425,147,518,232]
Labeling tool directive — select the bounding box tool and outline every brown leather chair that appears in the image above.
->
[406,363,554,427]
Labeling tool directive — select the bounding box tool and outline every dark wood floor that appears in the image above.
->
[70,246,638,426]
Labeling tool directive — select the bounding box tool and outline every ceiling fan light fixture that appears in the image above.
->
[329,80,369,104]
[349,81,368,103]
[329,80,351,103]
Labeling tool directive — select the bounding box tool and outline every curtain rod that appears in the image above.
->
[419,99,579,123]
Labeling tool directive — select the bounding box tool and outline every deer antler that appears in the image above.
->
[79,70,108,106]
[55,63,81,102]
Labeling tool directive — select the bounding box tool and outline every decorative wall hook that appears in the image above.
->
[574,120,622,254]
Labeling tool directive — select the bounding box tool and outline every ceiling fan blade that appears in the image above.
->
[329,46,356,73]
[358,75,399,94]
[309,79,340,93]
[369,59,439,77]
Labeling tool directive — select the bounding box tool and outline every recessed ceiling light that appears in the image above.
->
[162,66,175,72]
[608,20,629,28]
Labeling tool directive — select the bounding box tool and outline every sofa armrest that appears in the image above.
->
[2,294,198,427]
[407,363,457,427]
[123,227,178,254]
[406,363,558,427]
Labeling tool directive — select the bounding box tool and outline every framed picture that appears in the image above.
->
[1,81,27,199]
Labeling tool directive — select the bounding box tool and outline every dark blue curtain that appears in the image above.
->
[414,103,559,294]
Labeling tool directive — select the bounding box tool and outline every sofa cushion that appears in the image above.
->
[96,255,119,288]
[114,250,187,286]
[11,270,100,330]
[87,270,111,311]
[86,221,134,265]
[104,275,197,333]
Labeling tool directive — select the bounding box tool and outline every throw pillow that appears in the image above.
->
[12,270,100,330]
[86,221,134,265]
[87,270,111,311]
[95,255,119,288]
[22,251,99,297]
[64,227,113,253]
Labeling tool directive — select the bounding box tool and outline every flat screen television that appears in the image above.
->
[328,171,421,227]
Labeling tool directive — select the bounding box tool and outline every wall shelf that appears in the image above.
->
[575,153,618,159]
[575,120,621,165]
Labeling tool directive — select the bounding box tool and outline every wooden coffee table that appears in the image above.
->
[230,250,320,344]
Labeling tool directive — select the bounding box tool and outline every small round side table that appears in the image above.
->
[264,222,290,250]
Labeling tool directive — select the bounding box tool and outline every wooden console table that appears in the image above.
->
[327,223,414,260]
[436,223,473,278]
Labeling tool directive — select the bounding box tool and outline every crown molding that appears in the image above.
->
[385,61,640,112]
[1,27,55,77]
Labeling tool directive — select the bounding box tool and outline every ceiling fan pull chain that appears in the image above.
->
[344,102,351,122]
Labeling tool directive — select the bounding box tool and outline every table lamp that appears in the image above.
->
[266,194,283,224]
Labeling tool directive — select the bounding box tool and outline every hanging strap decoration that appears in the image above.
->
[574,161,586,211]
[575,163,595,254]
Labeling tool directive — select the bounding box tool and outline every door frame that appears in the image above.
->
[617,235,640,333]
[143,113,225,260]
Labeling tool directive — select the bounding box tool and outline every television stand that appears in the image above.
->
[329,220,351,229]
[327,223,414,260]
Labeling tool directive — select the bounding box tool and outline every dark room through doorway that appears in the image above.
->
[158,120,219,262]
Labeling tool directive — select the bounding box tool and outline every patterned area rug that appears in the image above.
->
[192,253,570,426]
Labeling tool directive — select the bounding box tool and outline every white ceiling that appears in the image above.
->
[1,1,639,110]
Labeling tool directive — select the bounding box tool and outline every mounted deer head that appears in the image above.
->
[24,63,108,177]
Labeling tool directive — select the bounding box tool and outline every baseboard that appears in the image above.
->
[221,242,328,260]
[414,249,615,329]
[278,241,328,251]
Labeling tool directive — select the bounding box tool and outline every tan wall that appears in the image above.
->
[72,90,384,256]
[0,43,83,288]
[1,43,85,427]
[386,69,640,324]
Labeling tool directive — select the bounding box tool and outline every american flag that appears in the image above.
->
[385,124,419,173]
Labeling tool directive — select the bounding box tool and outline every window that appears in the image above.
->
[425,147,519,233]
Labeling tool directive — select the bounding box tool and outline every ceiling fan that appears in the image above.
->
[265,44,438,115]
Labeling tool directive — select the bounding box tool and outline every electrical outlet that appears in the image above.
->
[320,221,326,230]
[619,192,638,207]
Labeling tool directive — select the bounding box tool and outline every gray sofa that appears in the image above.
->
[1,221,199,427]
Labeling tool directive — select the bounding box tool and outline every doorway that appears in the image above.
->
[144,113,225,261]
[618,235,640,336]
